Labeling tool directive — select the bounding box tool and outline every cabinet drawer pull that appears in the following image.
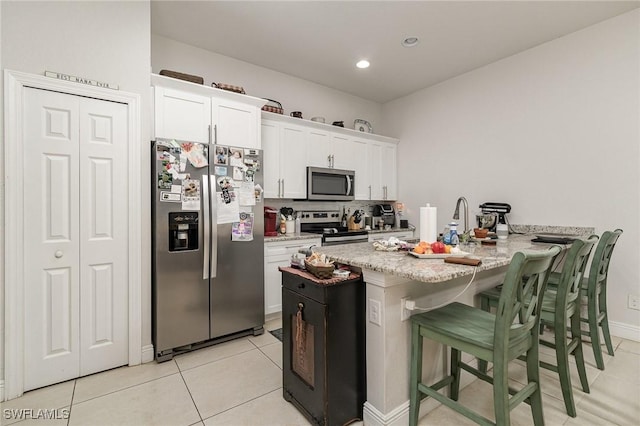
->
[298,283,305,289]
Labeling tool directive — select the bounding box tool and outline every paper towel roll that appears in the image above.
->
[420,204,438,243]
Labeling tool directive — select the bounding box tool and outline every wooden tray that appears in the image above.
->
[159,70,204,85]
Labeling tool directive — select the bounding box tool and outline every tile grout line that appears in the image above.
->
[176,360,205,424]
[176,339,261,372]
[67,380,76,426]
[198,386,284,424]
[67,369,179,407]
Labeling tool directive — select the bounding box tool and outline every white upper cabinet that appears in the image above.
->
[211,98,261,149]
[261,112,399,201]
[152,74,265,148]
[154,86,211,143]
[307,128,332,168]
[262,119,308,199]
[350,136,371,200]
[369,140,398,201]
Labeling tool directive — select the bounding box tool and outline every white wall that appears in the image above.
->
[152,34,383,133]
[382,10,640,334]
[0,0,153,395]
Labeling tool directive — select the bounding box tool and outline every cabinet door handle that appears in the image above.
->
[297,283,305,289]
[368,185,372,200]
[208,125,212,144]
[214,124,218,143]
[281,179,285,198]
[277,179,281,198]
[331,154,335,168]
[327,155,332,168]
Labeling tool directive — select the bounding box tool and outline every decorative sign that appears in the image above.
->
[45,71,119,90]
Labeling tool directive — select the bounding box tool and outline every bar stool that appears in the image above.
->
[548,229,623,370]
[409,246,561,426]
[478,236,598,417]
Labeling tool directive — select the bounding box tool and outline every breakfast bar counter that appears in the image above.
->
[312,228,593,426]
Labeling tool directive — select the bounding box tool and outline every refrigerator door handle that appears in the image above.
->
[210,174,218,278]
[202,174,211,279]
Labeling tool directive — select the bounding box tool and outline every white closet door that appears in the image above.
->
[23,88,129,391]
[24,88,81,390]
[78,98,129,375]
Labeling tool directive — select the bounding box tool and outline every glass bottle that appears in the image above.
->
[449,222,459,246]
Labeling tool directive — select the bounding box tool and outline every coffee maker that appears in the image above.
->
[477,202,511,232]
[264,206,278,236]
[373,204,395,228]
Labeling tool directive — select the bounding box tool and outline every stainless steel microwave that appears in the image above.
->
[307,167,355,201]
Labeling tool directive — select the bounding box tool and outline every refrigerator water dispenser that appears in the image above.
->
[169,212,199,251]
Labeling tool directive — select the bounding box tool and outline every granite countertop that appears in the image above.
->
[312,228,593,284]
[264,232,322,243]
[264,227,414,243]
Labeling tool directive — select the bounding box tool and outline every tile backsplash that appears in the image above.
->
[264,199,396,219]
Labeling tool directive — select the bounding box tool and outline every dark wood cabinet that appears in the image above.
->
[280,268,366,426]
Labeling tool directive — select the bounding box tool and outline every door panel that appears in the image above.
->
[45,268,73,355]
[24,88,81,391]
[79,98,128,375]
[23,87,129,391]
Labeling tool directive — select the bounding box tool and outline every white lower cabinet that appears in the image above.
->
[264,238,321,315]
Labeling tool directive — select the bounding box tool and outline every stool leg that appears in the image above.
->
[571,310,590,394]
[599,285,615,356]
[409,323,424,426]
[450,348,461,401]
[478,296,490,374]
[555,317,576,417]
[493,354,511,426]
[588,294,605,370]
[525,346,545,426]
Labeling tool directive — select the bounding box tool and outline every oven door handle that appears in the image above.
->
[346,175,352,196]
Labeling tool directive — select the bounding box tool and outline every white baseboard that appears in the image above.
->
[610,320,640,342]
[141,344,155,363]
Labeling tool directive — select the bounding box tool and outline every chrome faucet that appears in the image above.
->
[452,196,470,235]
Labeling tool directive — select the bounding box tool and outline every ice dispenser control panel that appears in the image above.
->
[168,212,199,252]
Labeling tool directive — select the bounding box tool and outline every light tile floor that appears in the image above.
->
[2,319,639,426]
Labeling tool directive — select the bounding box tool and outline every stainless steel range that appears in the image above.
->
[299,210,369,246]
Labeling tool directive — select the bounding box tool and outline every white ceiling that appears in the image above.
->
[151,1,640,103]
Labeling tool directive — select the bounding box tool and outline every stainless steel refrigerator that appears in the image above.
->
[152,139,264,362]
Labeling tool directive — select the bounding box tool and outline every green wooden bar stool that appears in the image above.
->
[547,229,623,370]
[409,246,561,426]
[478,236,598,417]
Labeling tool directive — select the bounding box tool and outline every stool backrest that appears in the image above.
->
[588,229,623,294]
[556,236,598,309]
[494,246,561,353]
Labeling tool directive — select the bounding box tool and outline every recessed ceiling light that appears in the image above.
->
[356,60,370,69]
[402,37,419,48]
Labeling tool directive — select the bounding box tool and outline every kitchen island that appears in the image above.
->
[312,229,593,426]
